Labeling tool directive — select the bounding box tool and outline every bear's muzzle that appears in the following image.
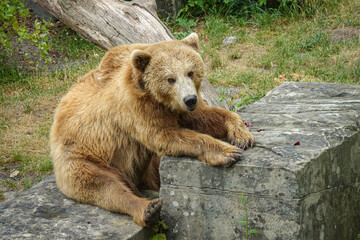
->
[183,95,197,111]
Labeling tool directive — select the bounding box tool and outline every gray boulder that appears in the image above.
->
[222,36,238,46]
[0,175,152,240]
[160,82,360,240]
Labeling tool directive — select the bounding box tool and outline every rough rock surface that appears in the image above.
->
[0,175,152,240]
[222,36,238,46]
[160,82,360,240]
[201,77,229,110]
[155,0,185,19]
[25,0,56,20]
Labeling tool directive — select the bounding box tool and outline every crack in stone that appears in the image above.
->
[245,107,360,114]
[298,183,359,200]
[161,182,359,202]
[255,145,284,157]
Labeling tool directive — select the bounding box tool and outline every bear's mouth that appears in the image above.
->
[187,105,196,111]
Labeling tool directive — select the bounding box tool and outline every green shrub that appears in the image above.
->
[179,0,341,18]
[0,0,51,60]
[179,0,257,17]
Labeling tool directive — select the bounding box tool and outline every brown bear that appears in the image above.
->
[50,33,255,227]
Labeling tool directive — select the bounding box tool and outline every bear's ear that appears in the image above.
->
[181,33,199,51]
[130,50,151,72]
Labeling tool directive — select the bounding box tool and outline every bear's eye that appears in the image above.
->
[187,71,194,78]
[168,78,176,84]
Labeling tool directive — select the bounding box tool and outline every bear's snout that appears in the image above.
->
[183,95,197,111]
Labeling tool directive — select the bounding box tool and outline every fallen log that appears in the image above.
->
[32,0,173,49]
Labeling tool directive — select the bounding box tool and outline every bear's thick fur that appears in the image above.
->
[50,33,254,226]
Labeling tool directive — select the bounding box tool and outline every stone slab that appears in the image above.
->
[159,82,360,240]
[24,0,56,20]
[0,175,152,240]
[155,0,185,19]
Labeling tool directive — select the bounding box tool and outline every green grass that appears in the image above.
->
[0,23,104,195]
[174,0,360,108]
[50,26,102,59]
[0,191,5,201]
[0,56,102,192]
[257,24,360,84]
[238,193,259,240]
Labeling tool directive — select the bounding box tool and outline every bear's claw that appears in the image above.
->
[234,135,256,150]
[223,157,237,167]
[144,199,162,226]
[229,150,242,159]
[226,114,255,150]
[222,147,243,167]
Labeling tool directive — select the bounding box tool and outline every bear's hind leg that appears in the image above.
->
[55,159,162,226]
[139,154,160,192]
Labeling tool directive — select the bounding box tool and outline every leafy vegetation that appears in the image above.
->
[150,221,169,240]
[0,0,51,60]
[50,26,102,59]
[238,193,259,239]
[178,0,343,18]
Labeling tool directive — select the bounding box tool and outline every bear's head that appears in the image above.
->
[130,33,204,112]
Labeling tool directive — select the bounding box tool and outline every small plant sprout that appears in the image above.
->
[238,192,259,240]
[150,221,168,240]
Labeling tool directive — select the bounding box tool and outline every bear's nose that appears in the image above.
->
[183,95,197,110]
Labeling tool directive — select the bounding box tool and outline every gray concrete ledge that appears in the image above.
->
[160,82,360,240]
[0,175,152,240]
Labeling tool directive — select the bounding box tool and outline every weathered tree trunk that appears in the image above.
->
[32,0,228,109]
[32,0,174,49]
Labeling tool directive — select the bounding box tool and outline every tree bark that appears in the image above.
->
[32,0,228,109]
[32,0,174,49]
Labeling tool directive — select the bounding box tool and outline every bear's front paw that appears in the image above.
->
[202,144,243,167]
[144,199,162,226]
[134,198,162,227]
[227,116,255,149]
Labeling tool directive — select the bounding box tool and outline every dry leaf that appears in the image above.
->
[10,170,20,178]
